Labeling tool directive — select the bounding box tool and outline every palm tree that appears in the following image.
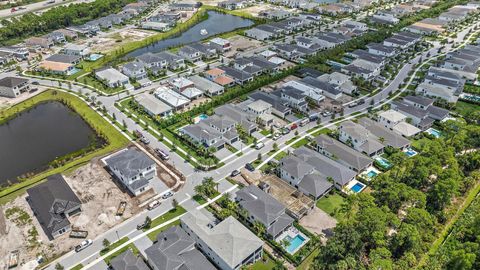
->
[253,221,266,237]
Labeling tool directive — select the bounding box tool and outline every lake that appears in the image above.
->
[0,101,98,186]
[126,11,254,58]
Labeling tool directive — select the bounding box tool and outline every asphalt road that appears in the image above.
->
[17,10,479,270]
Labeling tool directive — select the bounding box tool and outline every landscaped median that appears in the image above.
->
[0,90,130,204]
[144,206,187,241]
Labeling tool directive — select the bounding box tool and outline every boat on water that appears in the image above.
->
[200,29,208,35]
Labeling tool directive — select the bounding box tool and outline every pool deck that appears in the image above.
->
[403,147,418,157]
[360,166,381,181]
[344,179,367,195]
[276,226,310,255]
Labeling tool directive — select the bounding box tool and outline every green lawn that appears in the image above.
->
[71,264,83,270]
[247,255,278,270]
[78,75,125,95]
[285,136,299,145]
[145,206,187,232]
[104,244,140,265]
[273,151,288,161]
[454,101,480,118]
[260,129,271,136]
[310,128,330,137]
[292,138,309,149]
[296,248,320,270]
[100,237,129,256]
[147,219,181,241]
[0,90,129,205]
[316,193,345,218]
[193,194,207,205]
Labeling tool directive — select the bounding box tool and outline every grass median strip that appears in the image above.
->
[143,206,187,240]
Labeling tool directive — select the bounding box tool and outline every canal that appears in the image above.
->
[126,11,254,58]
[0,101,98,186]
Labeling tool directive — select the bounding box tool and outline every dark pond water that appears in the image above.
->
[126,11,254,58]
[0,101,97,185]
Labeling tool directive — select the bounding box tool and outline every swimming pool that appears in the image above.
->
[426,128,442,138]
[351,182,365,193]
[68,67,81,75]
[367,170,377,178]
[199,114,208,120]
[285,235,306,254]
[375,157,392,169]
[404,147,418,157]
[88,53,104,61]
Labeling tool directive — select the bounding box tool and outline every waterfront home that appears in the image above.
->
[104,148,156,196]
[338,121,384,157]
[122,62,148,80]
[110,249,149,270]
[0,77,30,98]
[45,31,66,44]
[135,92,173,117]
[156,51,186,70]
[209,37,231,52]
[53,29,79,40]
[26,174,82,240]
[95,68,131,88]
[314,134,373,172]
[145,226,215,270]
[180,210,264,270]
[236,185,294,239]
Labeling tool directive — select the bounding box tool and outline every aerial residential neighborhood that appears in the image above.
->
[0,0,480,270]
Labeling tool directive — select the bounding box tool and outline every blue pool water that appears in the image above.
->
[351,183,365,193]
[88,53,104,61]
[285,235,306,254]
[367,170,378,178]
[375,157,392,169]
[199,114,208,120]
[68,67,81,75]
[427,128,441,138]
[405,148,418,157]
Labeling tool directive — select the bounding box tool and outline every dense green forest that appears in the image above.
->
[312,120,480,270]
[0,0,134,45]
[424,194,480,270]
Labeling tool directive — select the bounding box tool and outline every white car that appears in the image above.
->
[75,239,93,252]
[255,142,265,150]
[162,192,173,200]
[147,200,161,210]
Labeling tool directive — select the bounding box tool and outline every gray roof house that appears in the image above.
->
[279,153,335,200]
[95,68,130,89]
[145,225,215,270]
[122,62,148,80]
[45,54,82,64]
[357,118,410,149]
[26,174,81,240]
[110,249,149,270]
[104,148,156,196]
[135,92,173,117]
[338,120,384,157]
[180,210,264,270]
[314,134,373,172]
[189,75,224,97]
[236,185,294,238]
[156,52,186,70]
[293,146,356,189]
[0,76,30,98]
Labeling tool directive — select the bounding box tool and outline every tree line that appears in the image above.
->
[312,121,480,270]
[0,0,134,45]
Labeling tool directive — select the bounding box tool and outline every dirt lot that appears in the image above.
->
[238,3,296,17]
[225,35,263,58]
[80,28,157,54]
[263,75,300,92]
[299,207,337,244]
[0,162,141,269]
